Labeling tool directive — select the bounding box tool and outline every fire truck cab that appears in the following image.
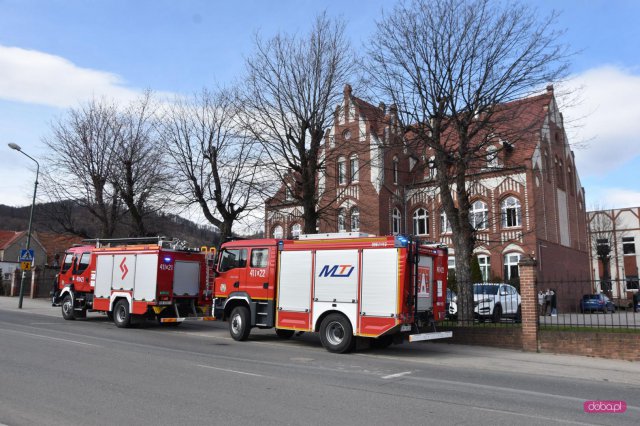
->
[213,233,451,353]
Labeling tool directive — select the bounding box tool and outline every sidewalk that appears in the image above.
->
[2,296,639,386]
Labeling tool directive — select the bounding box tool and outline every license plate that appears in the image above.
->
[400,324,412,332]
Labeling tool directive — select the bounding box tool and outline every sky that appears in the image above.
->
[1,0,639,224]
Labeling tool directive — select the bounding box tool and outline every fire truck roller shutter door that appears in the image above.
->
[133,254,158,302]
[173,260,200,296]
[95,255,114,298]
[113,255,135,291]
[361,248,398,317]
[417,255,434,311]
[278,250,312,312]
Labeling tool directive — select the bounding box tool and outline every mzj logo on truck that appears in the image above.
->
[318,265,355,278]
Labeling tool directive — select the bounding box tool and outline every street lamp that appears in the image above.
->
[8,143,39,309]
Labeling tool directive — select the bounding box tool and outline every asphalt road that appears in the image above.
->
[1,298,639,426]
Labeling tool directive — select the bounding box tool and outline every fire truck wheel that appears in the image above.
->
[319,313,354,353]
[275,329,295,339]
[61,295,76,321]
[229,306,251,341]
[113,299,132,328]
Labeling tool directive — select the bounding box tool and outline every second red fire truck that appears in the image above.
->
[212,233,451,353]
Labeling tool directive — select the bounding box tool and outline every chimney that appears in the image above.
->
[378,102,386,113]
[546,84,554,94]
[343,84,352,97]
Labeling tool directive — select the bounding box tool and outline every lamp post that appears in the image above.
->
[8,143,39,309]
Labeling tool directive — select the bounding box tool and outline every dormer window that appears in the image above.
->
[486,146,500,169]
[337,157,346,185]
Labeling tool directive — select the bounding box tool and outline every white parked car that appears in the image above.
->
[474,283,521,322]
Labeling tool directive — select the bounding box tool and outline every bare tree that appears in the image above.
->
[112,92,168,236]
[368,0,570,321]
[239,12,358,234]
[160,88,265,243]
[43,99,123,238]
[588,207,624,297]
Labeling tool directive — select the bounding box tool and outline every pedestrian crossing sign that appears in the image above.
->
[20,249,34,263]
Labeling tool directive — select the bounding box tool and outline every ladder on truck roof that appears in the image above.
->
[82,236,192,250]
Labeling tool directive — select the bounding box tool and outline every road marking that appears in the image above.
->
[29,322,60,325]
[196,364,263,377]
[0,328,101,347]
[382,371,411,379]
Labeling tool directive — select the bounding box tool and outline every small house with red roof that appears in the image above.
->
[0,230,47,279]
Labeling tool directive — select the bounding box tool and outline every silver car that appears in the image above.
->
[474,283,521,322]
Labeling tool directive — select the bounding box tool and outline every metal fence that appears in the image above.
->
[537,279,640,330]
[440,279,640,330]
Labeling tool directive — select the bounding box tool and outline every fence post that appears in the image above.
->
[519,256,538,352]
[10,269,20,297]
[30,266,39,299]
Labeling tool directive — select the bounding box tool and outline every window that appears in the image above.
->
[427,156,437,180]
[61,253,73,272]
[626,276,639,290]
[219,249,247,272]
[623,237,635,255]
[556,158,565,189]
[250,249,269,268]
[413,208,429,235]
[501,196,521,228]
[470,200,488,230]
[448,256,455,272]
[392,208,401,234]
[567,166,574,195]
[350,154,359,182]
[478,255,490,282]
[486,146,499,169]
[544,150,551,182]
[440,210,451,233]
[392,156,399,184]
[337,157,346,185]
[272,225,283,239]
[75,253,91,274]
[350,207,359,232]
[291,223,301,239]
[338,208,346,232]
[503,253,521,281]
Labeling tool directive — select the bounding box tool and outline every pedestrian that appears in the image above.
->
[550,289,557,317]
[538,290,544,314]
[543,289,552,316]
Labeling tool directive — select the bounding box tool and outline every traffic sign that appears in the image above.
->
[20,261,32,271]
[20,249,34,263]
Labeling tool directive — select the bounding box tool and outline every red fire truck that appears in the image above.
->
[213,233,452,353]
[53,238,216,327]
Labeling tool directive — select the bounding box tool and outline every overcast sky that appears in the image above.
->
[1,0,639,223]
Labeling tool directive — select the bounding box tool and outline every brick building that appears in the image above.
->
[587,207,640,299]
[265,85,590,285]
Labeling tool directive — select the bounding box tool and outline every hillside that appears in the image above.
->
[0,202,220,248]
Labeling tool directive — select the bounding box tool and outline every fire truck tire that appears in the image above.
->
[319,313,354,353]
[113,299,132,328]
[229,306,251,341]
[61,295,76,321]
[275,329,295,339]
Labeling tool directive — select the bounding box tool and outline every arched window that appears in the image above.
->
[392,156,399,184]
[486,146,499,169]
[392,207,401,234]
[412,208,429,235]
[337,208,346,232]
[501,196,521,228]
[291,223,301,239]
[272,225,283,239]
[350,207,359,232]
[337,156,346,185]
[504,253,521,281]
[470,200,488,230]
[556,158,565,189]
[567,166,574,195]
[440,210,451,233]
[350,154,359,182]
